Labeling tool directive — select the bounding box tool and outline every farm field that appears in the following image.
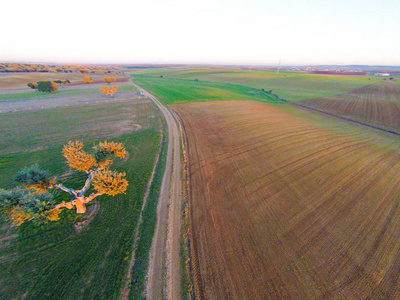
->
[130,68,380,101]
[171,100,400,299]
[0,87,164,299]
[298,81,400,134]
[0,83,138,113]
[130,75,280,105]
[0,72,128,91]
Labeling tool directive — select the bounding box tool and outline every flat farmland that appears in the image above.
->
[299,81,400,133]
[0,92,163,299]
[0,83,138,113]
[0,72,128,91]
[130,68,378,101]
[171,100,400,299]
[131,75,279,105]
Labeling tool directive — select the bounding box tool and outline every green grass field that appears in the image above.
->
[129,68,379,102]
[0,97,163,299]
[131,75,281,105]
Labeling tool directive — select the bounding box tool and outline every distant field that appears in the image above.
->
[0,85,135,102]
[0,97,163,299]
[0,72,128,90]
[130,68,380,101]
[299,81,400,133]
[131,75,280,105]
[172,100,400,299]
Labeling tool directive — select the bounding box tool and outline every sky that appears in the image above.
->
[1,0,400,66]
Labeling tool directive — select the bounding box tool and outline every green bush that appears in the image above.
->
[36,81,55,92]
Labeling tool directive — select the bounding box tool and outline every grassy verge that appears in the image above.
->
[129,119,168,299]
[0,98,161,299]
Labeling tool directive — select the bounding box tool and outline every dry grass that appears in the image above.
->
[301,81,400,132]
[171,100,400,299]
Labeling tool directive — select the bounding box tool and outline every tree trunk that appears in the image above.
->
[75,197,86,214]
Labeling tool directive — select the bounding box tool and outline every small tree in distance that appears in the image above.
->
[36,81,58,92]
[82,76,93,84]
[102,77,116,84]
[100,85,117,97]
[27,83,37,89]
[0,141,128,226]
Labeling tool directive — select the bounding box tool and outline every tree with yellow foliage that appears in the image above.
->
[82,76,93,84]
[102,77,116,84]
[100,85,117,97]
[0,141,128,226]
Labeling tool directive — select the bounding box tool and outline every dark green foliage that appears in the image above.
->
[0,188,55,225]
[93,148,114,164]
[0,188,27,212]
[15,164,53,190]
[27,83,36,89]
[23,192,55,225]
[36,81,55,92]
[53,80,62,84]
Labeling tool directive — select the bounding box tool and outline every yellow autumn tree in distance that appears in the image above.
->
[100,85,117,97]
[102,77,116,84]
[82,76,93,83]
[0,141,128,226]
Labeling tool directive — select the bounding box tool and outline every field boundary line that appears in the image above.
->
[268,91,400,137]
[171,110,200,300]
[291,101,400,136]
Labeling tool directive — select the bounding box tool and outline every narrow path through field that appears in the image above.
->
[132,83,183,300]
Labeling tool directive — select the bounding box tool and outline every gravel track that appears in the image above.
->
[131,83,183,300]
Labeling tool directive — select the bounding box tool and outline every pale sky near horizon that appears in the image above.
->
[1,0,399,66]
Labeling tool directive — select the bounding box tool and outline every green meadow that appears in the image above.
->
[0,97,164,299]
[129,68,378,102]
[130,75,280,105]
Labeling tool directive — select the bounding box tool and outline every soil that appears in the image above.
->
[73,201,100,234]
[171,100,400,299]
[299,81,400,134]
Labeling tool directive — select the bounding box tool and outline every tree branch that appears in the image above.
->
[78,169,98,197]
[83,192,103,204]
[54,199,76,210]
[53,184,74,195]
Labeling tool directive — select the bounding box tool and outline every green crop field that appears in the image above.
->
[130,68,379,102]
[130,75,281,105]
[0,97,164,299]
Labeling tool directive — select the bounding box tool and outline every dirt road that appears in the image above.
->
[132,83,182,300]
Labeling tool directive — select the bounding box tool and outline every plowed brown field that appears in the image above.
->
[171,100,400,299]
[300,81,400,133]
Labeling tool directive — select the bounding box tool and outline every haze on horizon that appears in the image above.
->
[2,0,399,66]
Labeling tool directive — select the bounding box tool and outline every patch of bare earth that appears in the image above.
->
[171,100,400,299]
[73,201,100,234]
